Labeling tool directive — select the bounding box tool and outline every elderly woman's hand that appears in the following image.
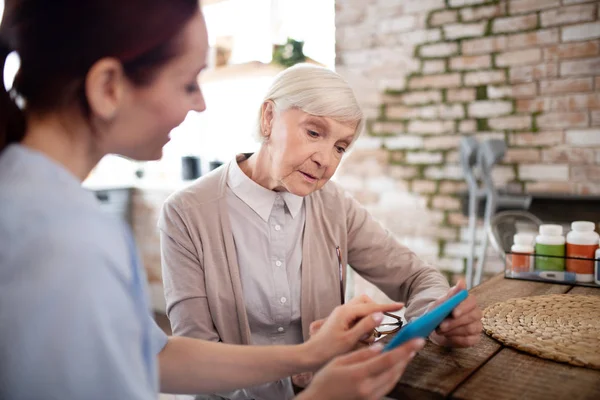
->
[428,280,483,348]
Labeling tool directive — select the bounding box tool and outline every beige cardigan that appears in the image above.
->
[158,160,450,344]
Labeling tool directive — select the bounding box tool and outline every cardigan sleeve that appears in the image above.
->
[342,187,450,321]
[158,200,221,342]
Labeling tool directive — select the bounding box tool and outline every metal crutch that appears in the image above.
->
[459,136,480,290]
[473,139,506,287]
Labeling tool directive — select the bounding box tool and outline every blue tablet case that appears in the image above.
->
[383,289,469,352]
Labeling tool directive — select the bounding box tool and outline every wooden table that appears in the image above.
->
[382,274,600,400]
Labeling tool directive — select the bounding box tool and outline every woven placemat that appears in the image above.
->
[482,294,600,369]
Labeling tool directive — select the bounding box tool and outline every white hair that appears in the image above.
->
[256,63,364,142]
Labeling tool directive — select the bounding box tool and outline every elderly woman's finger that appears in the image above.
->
[437,307,482,334]
[451,295,478,319]
[439,319,483,338]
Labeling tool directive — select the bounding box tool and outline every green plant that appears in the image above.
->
[272,38,306,67]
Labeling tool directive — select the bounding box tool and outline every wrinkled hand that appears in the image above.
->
[428,279,482,348]
[296,338,425,400]
[303,295,405,371]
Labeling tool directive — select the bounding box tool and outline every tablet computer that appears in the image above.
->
[383,289,469,352]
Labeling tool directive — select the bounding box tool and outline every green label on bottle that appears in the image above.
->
[535,243,565,271]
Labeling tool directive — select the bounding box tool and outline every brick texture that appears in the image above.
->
[562,22,600,42]
[333,0,600,295]
[519,164,570,181]
[420,42,459,58]
[510,0,560,14]
[539,78,594,94]
[566,129,600,147]
[460,3,506,21]
[400,91,443,105]
[510,132,564,146]
[409,74,462,89]
[447,88,476,102]
[541,4,596,28]
[430,10,458,26]
[504,148,541,163]
[496,49,542,67]
[443,23,487,40]
[449,55,491,70]
[493,14,537,34]
[423,60,446,74]
[487,83,537,99]
[560,57,600,77]
[468,101,513,118]
[537,112,589,129]
[507,29,560,50]
[462,36,507,55]
[465,70,507,86]
[510,63,559,82]
[544,41,600,61]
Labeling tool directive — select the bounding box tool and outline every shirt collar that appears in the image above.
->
[227,154,303,222]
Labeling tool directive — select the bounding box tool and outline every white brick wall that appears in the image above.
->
[566,129,600,146]
[443,22,487,39]
[519,164,570,181]
[560,57,600,77]
[462,36,507,55]
[449,0,486,6]
[333,0,600,291]
[468,101,513,118]
[541,4,596,28]
[431,10,458,26]
[488,116,532,130]
[424,165,464,180]
[510,0,560,14]
[487,83,536,99]
[496,49,542,67]
[464,70,506,85]
[406,152,444,164]
[409,74,462,89]
[562,21,600,42]
[420,42,459,57]
[407,120,455,134]
[460,4,505,21]
[450,55,492,70]
[493,14,537,33]
[401,91,443,105]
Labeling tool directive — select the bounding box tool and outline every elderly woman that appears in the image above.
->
[159,64,482,400]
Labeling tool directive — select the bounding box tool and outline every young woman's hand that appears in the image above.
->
[292,296,385,389]
[428,280,483,348]
[296,338,425,400]
[301,295,404,371]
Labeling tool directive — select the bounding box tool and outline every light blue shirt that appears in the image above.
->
[0,145,168,399]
